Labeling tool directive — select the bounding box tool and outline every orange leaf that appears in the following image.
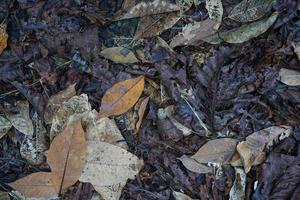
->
[99,76,145,118]
[9,172,57,198]
[0,22,8,54]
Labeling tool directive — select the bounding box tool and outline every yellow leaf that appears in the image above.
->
[100,47,139,64]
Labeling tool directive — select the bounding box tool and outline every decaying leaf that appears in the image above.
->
[236,126,292,173]
[176,0,203,12]
[79,141,143,200]
[228,0,275,22]
[44,84,76,124]
[279,68,300,86]
[135,96,149,134]
[292,41,300,60]
[6,101,34,136]
[229,167,246,200]
[116,0,180,20]
[170,18,217,47]
[100,47,139,64]
[0,115,11,139]
[0,191,10,200]
[10,120,86,198]
[203,12,278,44]
[172,190,196,200]
[178,155,212,174]
[191,138,238,164]
[99,76,145,118]
[134,12,180,40]
[0,21,8,54]
[205,0,223,30]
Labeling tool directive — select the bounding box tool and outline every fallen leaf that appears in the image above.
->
[99,76,145,118]
[178,155,212,174]
[134,12,180,40]
[292,41,300,60]
[100,47,139,64]
[203,12,278,44]
[79,141,143,200]
[115,0,180,20]
[44,84,76,124]
[228,0,275,22]
[278,68,300,86]
[173,190,196,200]
[170,18,217,47]
[177,0,202,12]
[0,21,8,54]
[229,167,246,200]
[10,120,86,198]
[236,126,292,173]
[0,191,10,200]
[191,138,238,164]
[205,0,223,30]
[0,115,11,139]
[6,101,34,136]
[135,96,150,134]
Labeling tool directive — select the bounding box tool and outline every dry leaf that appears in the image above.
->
[279,68,300,86]
[79,141,143,200]
[205,0,223,30]
[203,12,278,44]
[173,190,197,200]
[100,47,139,64]
[191,138,238,164]
[10,120,86,198]
[116,0,180,20]
[236,126,292,173]
[44,84,76,124]
[170,18,217,47]
[0,22,8,54]
[229,168,246,200]
[135,96,149,134]
[228,0,275,22]
[178,155,212,174]
[0,191,10,200]
[6,101,34,136]
[292,41,300,60]
[0,115,11,139]
[99,76,145,118]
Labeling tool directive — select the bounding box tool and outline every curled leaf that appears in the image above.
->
[100,47,139,64]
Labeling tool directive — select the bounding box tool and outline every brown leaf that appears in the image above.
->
[9,172,57,198]
[99,76,145,118]
[100,47,139,64]
[191,138,238,164]
[135,96,150,134]
[47,120,86,193]
[236,126,292,173]
[0,22,8,54]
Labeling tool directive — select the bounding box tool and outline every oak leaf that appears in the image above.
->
[99,76,145,118]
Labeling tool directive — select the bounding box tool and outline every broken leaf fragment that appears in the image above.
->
[100,47,139,64]
[205,0,223,30]
[99,76,145,118]
[203,12,278,44]
[0,21,8,54]
[236,126,292,173]
[0,115,11,139]
[278,68,300,86]
[172,190,196,200]
[229,168,246,200]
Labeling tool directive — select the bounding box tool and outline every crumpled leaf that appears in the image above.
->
[203,12,278,44]
[236,126,292,173]
[0,21,8,54]
[6,101,34,136]
[178,155,212,174]
[44,84,76,124]
[100,47,139,64]
[10,120,86,198]
[205,0,223,30]
[229,167,246,200]
[278,68,300,86]
[191,138,239,164]
[79,141,143,200]
[115,0,180,20]
[228,0,275,22]
[172,190,197,200]
[50,94,91,140]
[0,115,11,139]
[99,76,145,118]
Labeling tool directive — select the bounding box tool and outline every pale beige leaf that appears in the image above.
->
[9,172,58,198]
[228,0,275,22]
[237,126,292,173]
[0,191,10,200]
[292,41,300,60]
[99,76,145,118]
[279,68,300,86]
[0,115,11,139]
[178,155,212,174]
[191,138,238,164]
[93,183,124,200]
[205,0,223,30]
[6,101,34,136]
[79,141,143,186]
[100,47,139,64]
[47,120,86,193]
[229,168,246,200]
[203,12,278,44]
[44,84,76,124]
[173,190,197,200]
